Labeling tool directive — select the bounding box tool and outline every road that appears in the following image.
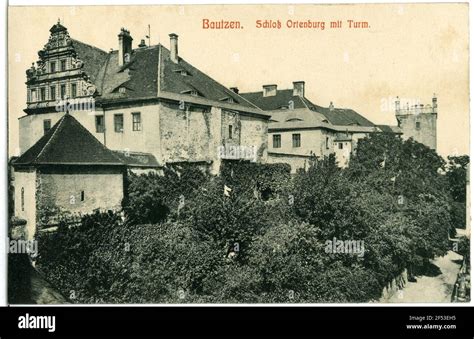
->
[386,250,462,303]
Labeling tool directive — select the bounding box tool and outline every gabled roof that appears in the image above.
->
[240,89,311,111]
[95,46,159,99]
[240,89,376,128]
[158,46,256,108]
[13,114,123,166]
[311,104,375,128]
[71,39,109,85]
[75,39,260,112]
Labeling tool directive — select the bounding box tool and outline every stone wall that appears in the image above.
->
[13,168,37,240]
[397,113,437,150]
[240,115,268,162]
[37,166,124,223]
[379,269,408,302]
[159,102,216,163]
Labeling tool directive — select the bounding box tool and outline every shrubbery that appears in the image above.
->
[36,136,468,303]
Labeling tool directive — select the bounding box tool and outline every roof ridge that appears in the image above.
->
[35,114,66,162]
[71,38,108,55]
[69,115,124,163]
[298,96,310,110]
[157,45,162,96]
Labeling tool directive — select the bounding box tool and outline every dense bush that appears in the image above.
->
[36,134,465,303]
[122,164,210,224]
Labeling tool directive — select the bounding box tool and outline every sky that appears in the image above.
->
[8,3,469,157]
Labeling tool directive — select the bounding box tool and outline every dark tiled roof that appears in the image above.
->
[74,39,257,109]
[14,114,123,166]
[240,89,310,111]
[112,150,161,168]
[377,124,403,134]
[159,46,255,108]
[71,39,109,85]
[312,104,375,127]
[95,46,160,99]
[240,89,375,128]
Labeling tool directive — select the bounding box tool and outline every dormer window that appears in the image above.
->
[119,87,126,94]
[191,90,198,96]
[220,97,235,103]
[181,70,188,76]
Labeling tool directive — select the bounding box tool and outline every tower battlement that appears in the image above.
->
[395,94,438,116]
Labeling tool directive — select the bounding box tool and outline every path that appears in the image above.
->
[386,250,462,303]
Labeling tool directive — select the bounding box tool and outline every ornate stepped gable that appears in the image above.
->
[25,20,104,114]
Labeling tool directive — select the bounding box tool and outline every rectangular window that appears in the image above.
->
[95,115,105,133]
[114,114,124,133]
[71,83,77,98]
[30,89,37,102]
[60,60,66,72]
[50,61,56,73]
[326,136,329,149]
[50,86,56,100]
[338,142,343,150]
[60,84,66,99]
[292,133,301,148]
[228,125,233,139]
[132,112,141,131]
[40,87,46,101]
[80,191,85,202]
[415,121,421,130]
[273,134,281,148]
[43,119,51,135]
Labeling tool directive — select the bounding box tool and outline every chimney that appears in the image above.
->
[292,81,305,97]
[138,39,147,48]
[432,93,438,113]
[118,28,133,66]
[329,101,334,111]
[263,84,277,97]
[230,87,239,94]
[169,33,179,63]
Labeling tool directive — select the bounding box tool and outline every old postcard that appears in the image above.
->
[7,3,470,305]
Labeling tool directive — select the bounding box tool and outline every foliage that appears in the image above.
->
[36,134,461,303]
[122,164,209,224]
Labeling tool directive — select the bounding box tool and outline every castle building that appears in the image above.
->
[13,21,271,238]
[240,82,402,171]
[20,21,270,173]
[395,95,438,150]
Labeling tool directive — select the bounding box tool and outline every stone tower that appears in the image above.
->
[395,94,438,150]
